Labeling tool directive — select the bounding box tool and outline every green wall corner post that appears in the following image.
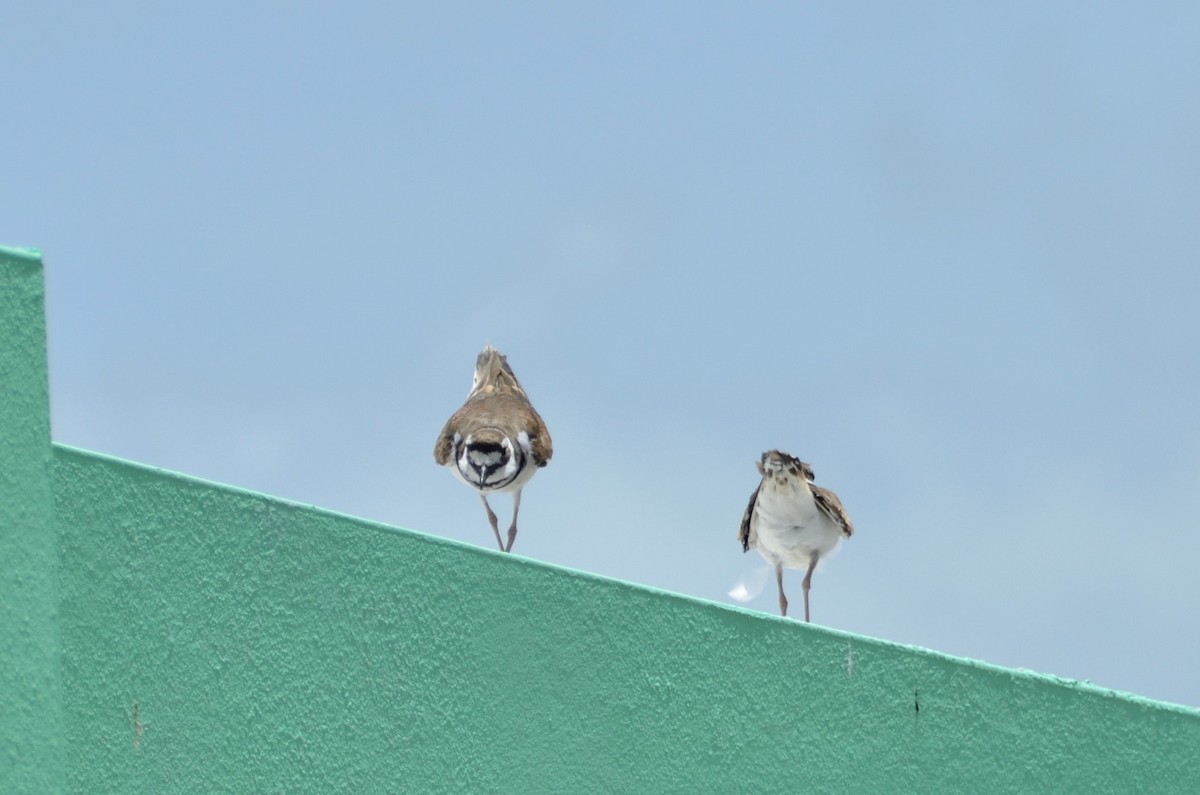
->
[0,247,64,793]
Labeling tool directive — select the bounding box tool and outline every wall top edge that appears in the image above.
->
[0,245,43,262]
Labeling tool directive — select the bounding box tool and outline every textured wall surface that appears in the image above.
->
[0,248,63,793]
[53,445,1200,793]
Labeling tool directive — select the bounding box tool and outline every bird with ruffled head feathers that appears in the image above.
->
[738,449,853,622]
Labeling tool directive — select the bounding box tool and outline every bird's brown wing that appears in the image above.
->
[738,486,760,552]
[812,484,854,537]
[433,419,456,466]
[522,404,553,466]
[433,399,474,466]
[434,391,552,467]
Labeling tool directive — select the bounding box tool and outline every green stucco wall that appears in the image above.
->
[6,250,1200,792]
[51,446,1200,792]
[1,247,64,793]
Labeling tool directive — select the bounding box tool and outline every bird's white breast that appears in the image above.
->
[752,478,844,568]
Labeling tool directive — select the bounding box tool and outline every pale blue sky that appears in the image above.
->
[5,3,1199,707]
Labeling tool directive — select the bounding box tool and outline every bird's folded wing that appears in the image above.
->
[738,487,759,552]
[812,485,854,537]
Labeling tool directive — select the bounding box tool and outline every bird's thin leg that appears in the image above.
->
[776,563,788,617]
[504,488,522,553]
[480,495,504,551]
[801,555,819,623]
